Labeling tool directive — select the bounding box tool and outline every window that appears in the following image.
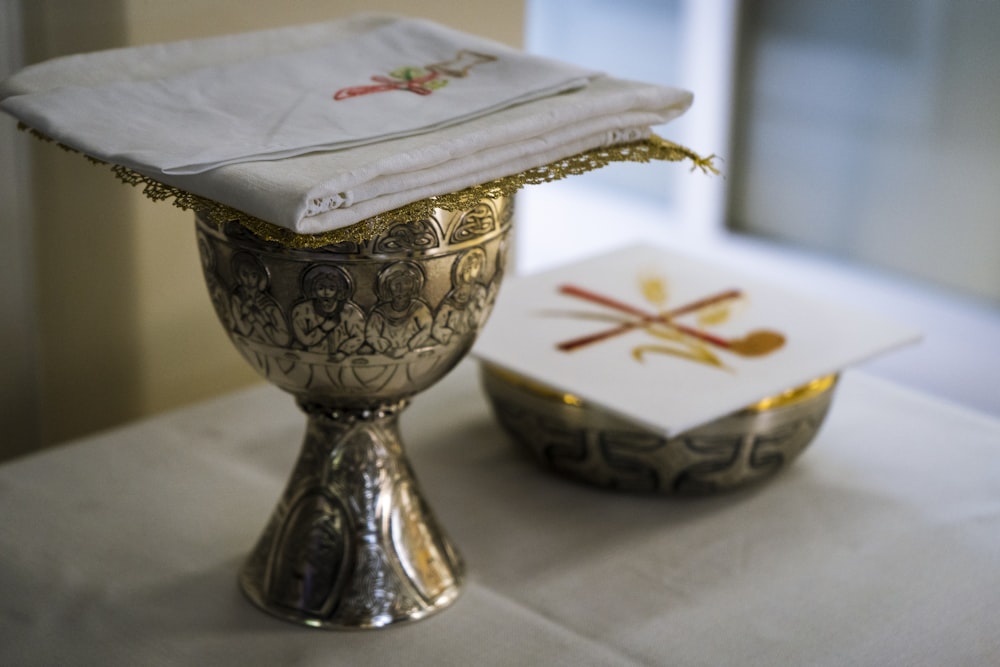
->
[523,0,1000,306]
[730,0,1000,302]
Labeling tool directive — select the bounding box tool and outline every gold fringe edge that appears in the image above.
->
[19,123,719,248]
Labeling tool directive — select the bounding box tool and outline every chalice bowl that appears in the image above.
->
[195,196,512,629]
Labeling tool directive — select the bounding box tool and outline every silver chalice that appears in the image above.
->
[195,196,512,629]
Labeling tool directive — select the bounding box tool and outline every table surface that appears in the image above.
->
[2,360,999,666]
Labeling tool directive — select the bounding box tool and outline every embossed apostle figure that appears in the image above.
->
[432,247,489,344]
[291,265,365,361]
[365,261,434,358]
[230,251,291,347]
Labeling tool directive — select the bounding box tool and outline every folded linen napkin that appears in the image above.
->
[0,14,693,235]
[2,15,597,175]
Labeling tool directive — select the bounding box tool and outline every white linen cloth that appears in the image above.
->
[0,15,693,234]
[1,15,596,174]
[2,361,999,666]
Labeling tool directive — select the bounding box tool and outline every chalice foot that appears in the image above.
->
[238,399,464,629]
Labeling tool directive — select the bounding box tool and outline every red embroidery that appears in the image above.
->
[334,68,443,101]
[333,50,497,102]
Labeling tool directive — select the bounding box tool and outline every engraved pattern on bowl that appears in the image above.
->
[480,364,837,494]
[198,200,512,409]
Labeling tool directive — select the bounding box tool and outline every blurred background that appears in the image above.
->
[2,0,998,461]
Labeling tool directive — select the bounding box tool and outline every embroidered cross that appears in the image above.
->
[333,50,497,101]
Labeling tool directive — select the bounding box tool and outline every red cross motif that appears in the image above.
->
[333,50,497,101]
[555,283,785,366]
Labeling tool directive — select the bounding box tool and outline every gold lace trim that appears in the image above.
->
[21,124,718,248]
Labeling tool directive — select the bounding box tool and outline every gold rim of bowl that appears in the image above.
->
[481,363,837,414]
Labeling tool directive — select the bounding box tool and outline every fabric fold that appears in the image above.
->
[0,14,693,234]
[1,15,596,174]
[153,75,691,232]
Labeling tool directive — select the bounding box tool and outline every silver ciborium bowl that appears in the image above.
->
[196,196,511,629]
[481,363,836,494]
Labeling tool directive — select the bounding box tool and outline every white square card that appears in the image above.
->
[473,244,921,435]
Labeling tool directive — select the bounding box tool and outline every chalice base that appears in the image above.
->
[239,402,464,629]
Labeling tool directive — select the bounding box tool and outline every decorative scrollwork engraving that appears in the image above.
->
[481,361,833,495]
[373,219,440,254]
[598,431,666,492]
[320,240,362,256]
[448,201,496,244]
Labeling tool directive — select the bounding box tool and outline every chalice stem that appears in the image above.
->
[239,401,464,629]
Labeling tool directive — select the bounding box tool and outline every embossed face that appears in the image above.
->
[238,265,259,289]
[304,266,351,315]
[387,274,416,306]
[313,281,341,313]
[377,262,424,307]
[234,253,268,291]
[455,248,486,286]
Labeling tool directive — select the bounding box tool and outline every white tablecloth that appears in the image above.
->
[1,361,998,666]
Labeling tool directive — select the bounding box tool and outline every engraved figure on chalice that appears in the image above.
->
[432,247,489,344]
[365,261,434,359]
[228,251,295,378]
[267,491,349,617]
[291,264,366,361]
[230,251,291,347]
